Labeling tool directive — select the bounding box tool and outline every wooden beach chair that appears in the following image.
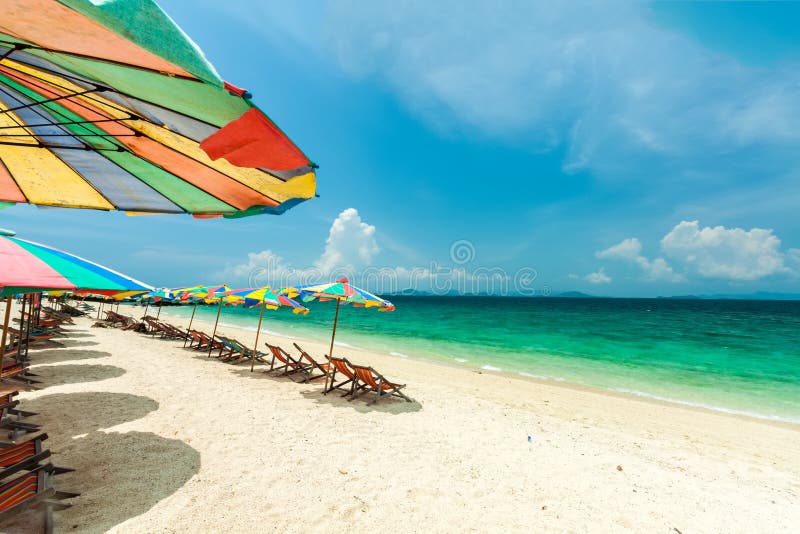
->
[264,343,311,379]
[0,434,52,481]
[0,363,38,386]
[292,344,332,383]
[220,338,269,366]
[325,356,358,396]
[158,322,190,341]
[350,365,413,404]
[186,331,222,352]
[0,463,77,532]
[0,400,39,434]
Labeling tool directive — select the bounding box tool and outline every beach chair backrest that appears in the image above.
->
[265,343,289,364]
[292,344,314,364]
[0,439,38,468]
[0,392,17,408]
[351,365,380,389]
[330,357,355,379]
[0,463,54,515]
[0,469,40,513]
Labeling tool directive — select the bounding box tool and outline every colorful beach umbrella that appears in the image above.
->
[0,229,153,297]
[0,0,316,218]
[177,285,234,356]
[282,278,394,392]
[0,226,153,375]
[220,286,309,370]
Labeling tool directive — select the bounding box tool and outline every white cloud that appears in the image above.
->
[596,238,642,261]
[597,238,682,282]
[223,249,288,282]
[789,248,800,266]
[585,268,611,284]
[222,208,378,285]
[661,220,789,281]
[323,1,800,182]
[315,208,379,274]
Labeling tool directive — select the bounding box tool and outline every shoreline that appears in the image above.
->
[153,306,800,429]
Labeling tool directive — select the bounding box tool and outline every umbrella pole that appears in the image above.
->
[324,298,342,395]
[0,297,12,380]
[156,304,161,320]
[22,294,33,360]
[208,300,223,357]
[18,295,27,358]
[34,295,41,327]
[250,301,266,372]
[143,303,149,319]
[184,303,198,348]
[188,303,197,331]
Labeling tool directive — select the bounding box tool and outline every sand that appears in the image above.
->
[4,310,800,533]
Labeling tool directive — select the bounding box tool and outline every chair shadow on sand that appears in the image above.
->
[29,364,126,388]
[227,366,422,415]
[298,387,422,415]
[5,392,200,532]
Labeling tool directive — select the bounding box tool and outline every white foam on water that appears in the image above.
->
[389,351,410,358]
[611,387,800,424]
[454,358,468,363]
[334,341,357,349]
[518,371,566,382]
[481,364,503,372]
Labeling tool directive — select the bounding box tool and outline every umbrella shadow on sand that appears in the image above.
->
[6,392,200,533]
[29,364,125,388]
[27,348,112,365]
[53,339,100,349]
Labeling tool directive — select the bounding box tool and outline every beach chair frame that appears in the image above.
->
[350,364,413,404]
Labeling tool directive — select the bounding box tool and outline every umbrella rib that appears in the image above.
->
[0,69,128,151]
[0,117,139,130]
[6,51,225,134]
[0,87,100,114]
[0,157,30,204]
[0,83,95,150]
[0,60,144,132]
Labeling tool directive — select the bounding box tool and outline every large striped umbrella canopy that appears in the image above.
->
[0,0,316,219]
[0,229,152,297]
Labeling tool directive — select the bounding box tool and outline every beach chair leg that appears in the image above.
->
[43,502,54,534]
[370,383,385,405]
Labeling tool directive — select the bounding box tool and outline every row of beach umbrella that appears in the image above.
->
[0,228,395,388]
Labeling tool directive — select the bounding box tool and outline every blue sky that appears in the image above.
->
[2,1,800,297]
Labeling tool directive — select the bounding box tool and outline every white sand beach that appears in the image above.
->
[6,312,800,533]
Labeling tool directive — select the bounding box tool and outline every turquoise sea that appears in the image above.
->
[153,297,800,423]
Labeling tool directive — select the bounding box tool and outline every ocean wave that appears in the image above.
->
[454,358,468,363]
[481,364,503,372]
[389,351,410,358]
[611,387,800,424]
[518,371,565,382]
